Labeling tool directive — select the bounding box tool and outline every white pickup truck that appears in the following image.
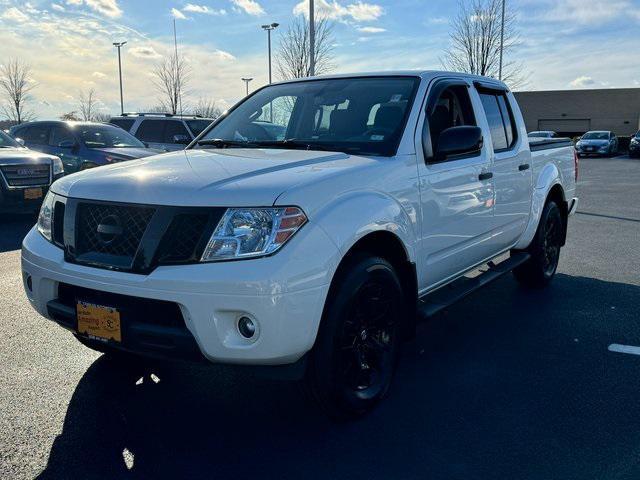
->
[22,72,578,418]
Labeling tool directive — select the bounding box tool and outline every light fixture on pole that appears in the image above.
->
[498,0,505,81]
[261,23,279,84]
[309,0,315,76]
[112,41,127,115]
[241,77,253,97]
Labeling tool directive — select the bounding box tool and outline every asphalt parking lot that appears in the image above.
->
[1,155,639,479]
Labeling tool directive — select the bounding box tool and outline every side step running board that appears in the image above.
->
[417,251,530,319]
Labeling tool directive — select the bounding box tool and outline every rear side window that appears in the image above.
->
[110,119,135,132]
[49,126,75,146]
[21,125,50,145]
[136,120,165,143]
[478,91,517,152]
[163,121,189,143]
[186,120,213,137]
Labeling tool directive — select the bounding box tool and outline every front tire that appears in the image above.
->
[513,200,564,288]
[305,255,404,420]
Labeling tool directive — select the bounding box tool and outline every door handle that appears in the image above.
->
[518,164,530,171]
[478,172,493,181]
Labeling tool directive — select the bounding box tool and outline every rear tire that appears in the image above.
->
[513,200,564,288]
[305,255,404,420]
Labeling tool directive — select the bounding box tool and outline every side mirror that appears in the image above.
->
[434,126,483,162]
[15,137,25,146]
[172,134,190,145]
[58,140,76,149]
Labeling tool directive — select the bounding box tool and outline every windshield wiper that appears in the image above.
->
[197,138,257,148]
[250,139,333,152]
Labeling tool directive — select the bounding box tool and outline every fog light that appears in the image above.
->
[238,316,256,339]
[26,275,33,292]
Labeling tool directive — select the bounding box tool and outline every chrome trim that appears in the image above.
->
[0,160,53,190]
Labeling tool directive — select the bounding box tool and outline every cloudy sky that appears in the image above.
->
[1,0,639,119]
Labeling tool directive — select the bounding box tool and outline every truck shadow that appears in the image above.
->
[0,214,35,253]
[38,273,640,479]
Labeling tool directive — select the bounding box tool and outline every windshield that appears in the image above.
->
[582,132,609,140]
[195,76,420,156]
[76,124,145,149]
[528,132,551,138]
[186,119,213,137]
[0,130,21,148]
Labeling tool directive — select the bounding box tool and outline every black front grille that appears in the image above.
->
[61,199,224,274]
[75,203,155,259]
[157,213,210,263]
[1,164,51,187]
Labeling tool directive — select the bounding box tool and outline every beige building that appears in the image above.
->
[514,88,640,137]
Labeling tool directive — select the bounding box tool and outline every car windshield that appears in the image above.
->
[186,119,213,137]
[0,130,21,148]
[76,124,145,148]
[195,76,420,156]
[582,132,609,140]
[529,132,550,137]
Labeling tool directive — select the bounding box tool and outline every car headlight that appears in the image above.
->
[37,192,55,242]
[201,207,307,262]
[52,157,64,176]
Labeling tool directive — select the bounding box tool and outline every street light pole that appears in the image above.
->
[261,23,279,84]
[309,0,315,76]
[241,77,253,97]
[498,0,505,81]
[113,41,127,115]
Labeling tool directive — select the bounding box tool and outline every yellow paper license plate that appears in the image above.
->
[24,188,43,200]
[77,301,121,342]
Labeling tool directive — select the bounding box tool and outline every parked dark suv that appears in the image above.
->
[109,113,215,152]
[10,121,162,174]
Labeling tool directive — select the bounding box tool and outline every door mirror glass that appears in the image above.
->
[172,134,190,145]
[434,126,483,162]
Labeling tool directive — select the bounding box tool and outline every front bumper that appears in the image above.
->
[21,223,339,365]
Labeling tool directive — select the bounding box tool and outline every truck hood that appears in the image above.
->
[94,146,163,160]
[51,147,371,207]
[0,147,58,165]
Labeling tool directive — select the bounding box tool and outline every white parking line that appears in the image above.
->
[608,344,640,356]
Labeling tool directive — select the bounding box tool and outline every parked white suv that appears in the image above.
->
[109,113,215,152]
[23,72,578,418]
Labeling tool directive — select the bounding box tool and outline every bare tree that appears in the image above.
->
[275,16,335,80]
[60,111,80,121]
[0,58,36,124]
[442,0,527,89]
[78,88,98,121]
[192,97,222,119]
[93,112,112,123]
[152,53,191,115]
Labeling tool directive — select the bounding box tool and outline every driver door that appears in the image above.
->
[415,79,496,291]
[48,125,82,173]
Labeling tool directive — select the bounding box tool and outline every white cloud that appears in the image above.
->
[2,7,29,22]
[183,3,226,15]
[63,0,122,18]
[230,0,264,16]
[540,0,632,25]
[293,0,383,22]
[569,76,596,88]
[92,71,107,78]
[129,45,162,59]
[426,16,448,25]
[51,3,65,11]
[357,26,385,33]
[212,49,235,60]
[171,7,187,19]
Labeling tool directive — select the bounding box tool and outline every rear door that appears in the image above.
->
[134,119,167,151]
[17,124,51,153]
[474,83,532,250]
[415,78,496,289]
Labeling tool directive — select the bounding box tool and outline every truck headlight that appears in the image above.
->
[52,157,64,176]
[37,192,56,242]
[201,207,307,261]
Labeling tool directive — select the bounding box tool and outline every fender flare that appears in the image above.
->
[513,163,565,250]
[311,189,417,265]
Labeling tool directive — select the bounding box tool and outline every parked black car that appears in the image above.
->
[10,121,163,174]
[629,131,640,158]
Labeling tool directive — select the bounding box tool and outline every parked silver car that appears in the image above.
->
[109,113,215,152]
